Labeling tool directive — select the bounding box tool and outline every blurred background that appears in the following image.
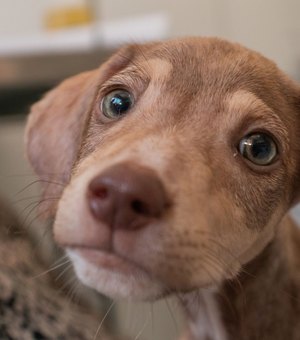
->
[0,0,300,339]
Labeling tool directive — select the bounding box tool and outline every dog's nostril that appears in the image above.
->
[131,200,150,216]
[92,187,108,199]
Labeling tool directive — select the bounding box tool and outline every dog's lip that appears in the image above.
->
[68,245,152,277]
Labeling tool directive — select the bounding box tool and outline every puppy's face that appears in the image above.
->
[26,38,300,300]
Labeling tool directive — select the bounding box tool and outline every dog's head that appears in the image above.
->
[25,37,300,300]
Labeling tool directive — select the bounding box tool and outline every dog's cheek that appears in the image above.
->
[127,188,239,289]
[144,188,276,290]
[208,188,280,268]
[209,188,280,262]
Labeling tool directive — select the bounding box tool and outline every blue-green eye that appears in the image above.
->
[101,89,133,119]
[239,133,277,166]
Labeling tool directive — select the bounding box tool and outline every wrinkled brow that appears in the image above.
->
[98,65,150,93]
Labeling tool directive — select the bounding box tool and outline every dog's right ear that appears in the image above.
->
[25,45,136,217]
[280,75,300,206]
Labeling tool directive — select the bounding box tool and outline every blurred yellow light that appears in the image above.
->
[45,6,93,30]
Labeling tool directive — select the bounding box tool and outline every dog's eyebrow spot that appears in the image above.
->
[226,90,287,131]
[138,58,173,84]
[99,58,172,95]
[226,90,275,118]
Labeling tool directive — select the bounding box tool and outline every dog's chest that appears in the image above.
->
[182,290,227,340]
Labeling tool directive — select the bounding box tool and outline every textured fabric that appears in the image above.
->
[0,201,113,340]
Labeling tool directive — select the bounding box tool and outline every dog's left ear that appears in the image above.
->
[25,70,98,216]
[25,45,136,216]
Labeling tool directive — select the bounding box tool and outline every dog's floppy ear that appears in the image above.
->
[280,75,300,206]
[25,45,135,217]
[291,91,300,206]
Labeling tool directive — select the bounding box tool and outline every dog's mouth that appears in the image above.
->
[69,246,150,276]
[66,245,167,299]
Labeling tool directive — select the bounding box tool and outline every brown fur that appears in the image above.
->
[26,37,300,339]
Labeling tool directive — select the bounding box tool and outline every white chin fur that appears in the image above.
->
[67,249,164,300]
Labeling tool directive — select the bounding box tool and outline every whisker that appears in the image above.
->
[20,198,58,230]
[55,263,73,282]
[93,300,116,340]
[133,310,151,340]
[165,298,179,334]
[202,247,235,277]
[31,259,70,279]
[19,198,56,229]
[28,223,57,258]
[57,275,78,298]
[11,195,45,205]
[50,254,69,267]
[19,200,42,217]
[125,299,133,334]
[2,173,37,178]
[65,280,81,305]
[205,237,243,267]
[150,303,154,340]
[14,179,64,196]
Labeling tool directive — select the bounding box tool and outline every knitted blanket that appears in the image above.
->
[0,199,114,340]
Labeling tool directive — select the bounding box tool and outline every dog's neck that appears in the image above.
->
[180,215,300,340]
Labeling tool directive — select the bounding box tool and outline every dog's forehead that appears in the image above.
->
[133,38,282,106]
[118,38,294,129]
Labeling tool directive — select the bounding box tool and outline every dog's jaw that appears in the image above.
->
[67,248,165,300]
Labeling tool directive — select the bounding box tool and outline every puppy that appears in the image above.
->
[25,37,300,340]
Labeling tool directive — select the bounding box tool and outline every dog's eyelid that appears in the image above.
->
[97,76,148,102]
[98,67,150,93]
[98,83,132,98]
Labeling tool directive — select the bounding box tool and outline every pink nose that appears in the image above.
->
[87,163,169,230]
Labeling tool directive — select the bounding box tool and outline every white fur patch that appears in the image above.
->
[183,289,228,340]
[67,249,164,300]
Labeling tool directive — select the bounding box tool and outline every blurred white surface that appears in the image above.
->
[0,13,170,57]
[100,12,170,48]
[1,0,300,77]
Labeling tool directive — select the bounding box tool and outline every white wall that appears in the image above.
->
[101,0,300,78]
[0,0,86,36]
[1,0,299,77]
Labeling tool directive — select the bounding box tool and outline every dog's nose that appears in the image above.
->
[87,163,168,230]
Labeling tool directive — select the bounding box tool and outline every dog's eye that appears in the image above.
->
[101,90,133,119]
[238,133,277,166]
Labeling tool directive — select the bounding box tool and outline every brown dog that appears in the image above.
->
[25,37,300,340]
